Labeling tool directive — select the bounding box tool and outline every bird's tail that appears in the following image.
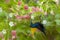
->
[42,30,46,36]
[37,28,46,36]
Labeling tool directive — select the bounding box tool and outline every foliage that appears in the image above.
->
[0,0,60,40]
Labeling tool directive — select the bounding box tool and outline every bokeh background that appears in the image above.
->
[0,0,60,40]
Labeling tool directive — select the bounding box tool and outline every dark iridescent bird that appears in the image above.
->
[30,21,46,36]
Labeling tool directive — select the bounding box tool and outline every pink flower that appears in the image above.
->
[15,14,30,19]
[23,15,30,19]
[11,30,16,39]
[11,30,16,36]
[32,7,40,12]
[15,14,22,19]
[5,0,10,3]
[18,1,22,6]
[0,32,4,38]
[24,5,28,10]
[32,6,36,12]
[29,12,33,15]
[36,7,40,12]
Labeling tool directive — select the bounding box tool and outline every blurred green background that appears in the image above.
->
[0,0,60,40]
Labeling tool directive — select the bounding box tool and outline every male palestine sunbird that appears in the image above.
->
[30,20,46,37]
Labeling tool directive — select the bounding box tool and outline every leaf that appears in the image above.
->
[55,19,60,25]
[55,14,60,19]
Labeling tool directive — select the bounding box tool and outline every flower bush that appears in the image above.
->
[0,0,60,40]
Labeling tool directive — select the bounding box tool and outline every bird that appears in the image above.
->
[30,20,46,37]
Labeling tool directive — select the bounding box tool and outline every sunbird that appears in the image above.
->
[30,21,46,37]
